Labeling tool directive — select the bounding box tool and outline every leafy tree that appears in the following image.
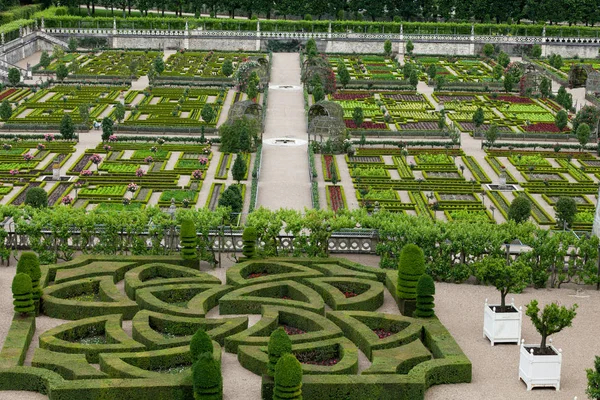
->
[192,352,222,399]
[508,195,531,224]
[556,86,572,110]
[274,354,302,400]
[531,44,542,58]
[403,62,413,80]
[409,69,419,87]
[268,327,292,377]
[482,43,494,57]
[397,244,425,300]
[147,65,157,86]
[180,218,197,266]
[128,59,139,78]
[231,153,247,184]
[539,77,551,98]
[242,226,257,259]
[78,104,90,127]
[153,56,165,75]
[497,51,510,68]
[52,45,64,61]
[549,53,564,70]
[101,117,114,142]
[330,164,338,185]
[201,104,216,124]
[69,59,80,74]
[572,105,600,133]
[16,252,41,313]
[556,197,577,229]
[221,59,233,77]
[475,257,531,311]
[435,75,445,90]
[438,110,446,131]
[56,63,68,82]
[39,51,51,69]
[312,80,325,102]
[12,273,34,315]
[586,356,600,400]
[492,64,504,81]
[525,300,577,352]
[190,328,213,361]
[220,116,260,153]
[8,68,20,86]
[414,274,435,318]
[427,64,437,81]
[472,107,485,135]
[383,39,392,56]
[25,187,48,208]
[0,100,12,121]
[305,38,317,55]
[577,122,591,150]
[60,114,75,140]
[218,185,243,214]
[352,107,364,128]
[484,123,498,147]
[114,103,126,123]
[405,40,414,55]
[555,110,568,131]
[337,61,350,87]
[68,37,78,52]
[503,73,514,92]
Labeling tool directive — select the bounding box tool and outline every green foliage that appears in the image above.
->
[507,195,531,224]
[24,187,48,209]
[383,39,392,56]
[59,114,75,140]
[330,163,338,186]
[55,63,68,82]
[0,100,12,121]
[409,69,419,87]
[78,104,90,126]
[352,107,364,129]
[475,257,531,310]
[221,59,233,77]
[484,123,498,146]
[427,64,437,80]
[201,104,216,124]
[539,77,551,98]
[153,56,165,75]
[306,38,317,57]
[313,82,325,103]
[241,226,257,258]
[482,43,494,57]
[405,40,414,55]
[190,328,213,362]
[114,103,126,123]
[218,185,243,214]
[435,75,445,90]
[472,107,485,128]
[8,68,20,86]
[554,110,568,131]
[180,218,197,264]
[16,252,41,312]
[68,37,77,52]
[219,117,260,153]
[231,153,246,184]
[397,244,425,300]
[556,85,572,110]
[414,274,435,318]
[531,44,542,58]
[39,51,51,69]
[192,352,222,400]
[556,197,577,229]
[246,71,259,101]
[525,300,577,351]
[12,273,34,315]
[274,353,302,400]
[497,51,510,68]
[587,356,600,400]
[337,61,350,87]
[549,53,563,70]
[101,117,114,142]
[492,64,503,81]
[577,122,591,149]
[503,73,514,92]
[572,105,600,133]
[267,327,292,377]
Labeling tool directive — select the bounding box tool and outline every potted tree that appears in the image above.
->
[519,300,578,391]
[475,257,531,345]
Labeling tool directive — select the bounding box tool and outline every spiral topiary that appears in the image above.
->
[192,352,222,400]
[16,252,41,313]
[12,273,34,315]
[190,328,213,362]
[267,327,292,377]
[397,244,425,300]
[414,274,436,318]
[242,227,257,259]
[273,353,303,400]
[180,218,197,267]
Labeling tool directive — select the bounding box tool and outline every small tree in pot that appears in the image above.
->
[525,300,577,355]
[475,257,531,312]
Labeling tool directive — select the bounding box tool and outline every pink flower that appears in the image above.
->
[127,182,138,192]
[108,135,118,142]
[192,169,203,180]
[23,153,34,161]
[37,143,46,151]
[44,133,54,142]
[90,154,102,165]
[9,169,18,175]
[144,156,153,163]
[198,157,208,166]
[61,195,73,205]
[103,145,112,152]
[135,168,145,178]
[80,170,92,176]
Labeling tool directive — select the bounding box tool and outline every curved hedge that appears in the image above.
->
[303,277,384,311]
[225,261,321,287]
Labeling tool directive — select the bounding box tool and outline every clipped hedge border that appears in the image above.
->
[225,260,322,287]
[303,277,384,311]
[0,314,35,369]
[219,280,325,315]
[32,348,108,380]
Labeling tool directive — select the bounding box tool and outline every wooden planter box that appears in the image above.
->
[483,298,522,346]
[518,340,562,391]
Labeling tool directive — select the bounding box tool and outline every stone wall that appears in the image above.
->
[189,37,256,51]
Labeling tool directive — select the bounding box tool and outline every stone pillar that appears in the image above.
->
[327,22,331,39]
[593,185,600,237]
[52,163,61,181]
[184,21,190,49]
[541,26,547,57]
[113,17,117,35]
[399,25,404,56]
[41,17,45,32]
[256,20,261,51]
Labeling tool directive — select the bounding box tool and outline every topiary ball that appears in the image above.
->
[12,272,32,296]
[398,244,425,277]
[190,328,213,362]
[24,187,48,208]
[274,353,302,400]
[267,327,292,377]
[242,227,257,241]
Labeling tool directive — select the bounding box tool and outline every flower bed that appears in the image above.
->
[326,185,347,212]
[345,120,387,129]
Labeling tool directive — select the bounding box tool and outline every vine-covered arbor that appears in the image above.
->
[568,64,589,88]
[226,100,262,125]
[586,69,600,94]
[308,101,346,144]
[519,65,542,96]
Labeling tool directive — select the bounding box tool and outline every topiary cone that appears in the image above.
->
[12,273,34,315]
[267,327,292,377]
[397,244,425,300]
[242,227,257,259]
[193,352,222,400]
[17,252,41,313]
[190,328,213,362]
[414,274,436,318]
[273,353,302,400]
[180,218,198,266]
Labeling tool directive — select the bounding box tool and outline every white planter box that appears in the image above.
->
[518,340,562,391]
[483,298,522,345]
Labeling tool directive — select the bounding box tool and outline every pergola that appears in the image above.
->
[308,101,346,144]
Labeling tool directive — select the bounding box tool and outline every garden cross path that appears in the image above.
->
[257,53,312,210]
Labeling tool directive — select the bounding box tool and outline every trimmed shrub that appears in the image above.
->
[242,227,257,259]
[12,273,34,315]
[190,328,213,362]
[267,327,292,377]
[273,353,302,400]
[24,187,48,208]
[180,219,197,266]
[17,252,41,312]
[192,352,222,400]
[397,244,425,300]
[414,275,435,318]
